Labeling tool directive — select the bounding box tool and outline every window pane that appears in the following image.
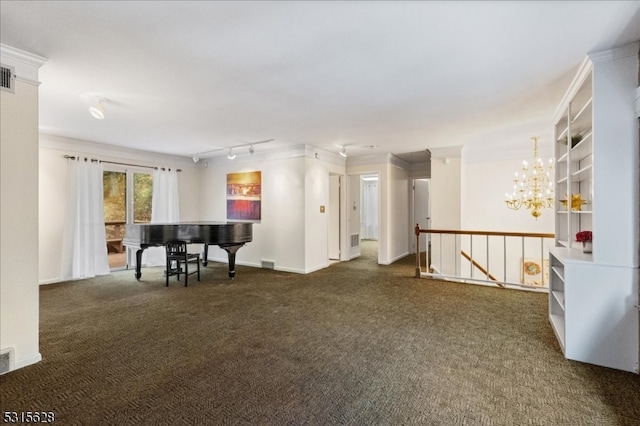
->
[103,171,126,269]
[103,171,126,222]
[134,173,153,223]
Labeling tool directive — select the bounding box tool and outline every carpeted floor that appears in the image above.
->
[1,241,639,425]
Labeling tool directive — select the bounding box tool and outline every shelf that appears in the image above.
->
[571,137,592,162]
[551,266,565,283]
[557,176,568,184]
[549,314,566,352]
[570,209,592,214]
[552,290,565,310]
[571,97,593,126]
[557,152,568,163]
[556,126,569,142]
[549,247,593,263]
[571,164,592,179]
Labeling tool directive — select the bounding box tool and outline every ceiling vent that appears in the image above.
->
[1,64,16,93]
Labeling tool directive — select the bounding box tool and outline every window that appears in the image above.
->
[103,170,153,269]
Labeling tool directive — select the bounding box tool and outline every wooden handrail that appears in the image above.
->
[460,250,504,288]
[415,226,554,239]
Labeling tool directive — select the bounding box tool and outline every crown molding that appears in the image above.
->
[39,133,197,169]
[0,44,47,85]
[429,145,462,159]
[588,41,639,63]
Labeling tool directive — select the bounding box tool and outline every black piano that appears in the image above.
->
[123,222,253,279]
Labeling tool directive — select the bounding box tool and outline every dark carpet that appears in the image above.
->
[1,241,639,425]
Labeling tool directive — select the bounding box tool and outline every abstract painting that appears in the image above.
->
[227,171,261,221]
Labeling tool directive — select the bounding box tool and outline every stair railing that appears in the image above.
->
[415,225,555,290]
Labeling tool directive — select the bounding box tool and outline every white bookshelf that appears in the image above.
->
[549,44,639,374]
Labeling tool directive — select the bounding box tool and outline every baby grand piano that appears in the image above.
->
[123,222,253,279]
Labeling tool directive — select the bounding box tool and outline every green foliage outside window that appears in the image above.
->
[103,171,153,223]
[134,173,153,223]
[103,171,126,222]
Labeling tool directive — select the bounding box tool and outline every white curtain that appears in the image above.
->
[61,158,110,280]
[143,168,180,266]
[361,182,379,240]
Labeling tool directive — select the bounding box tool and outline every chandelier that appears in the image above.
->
[504,137,554,218]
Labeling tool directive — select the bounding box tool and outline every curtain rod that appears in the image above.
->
[63,155,182,172]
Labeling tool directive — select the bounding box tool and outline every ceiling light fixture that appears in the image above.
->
[504,137,554,219]
[339,146,348,158]
[191,139,274,162]
[89,100,105,120]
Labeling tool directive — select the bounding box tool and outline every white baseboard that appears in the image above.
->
[12,352,42,373]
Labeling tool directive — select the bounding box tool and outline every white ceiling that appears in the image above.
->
[1,1,639,162]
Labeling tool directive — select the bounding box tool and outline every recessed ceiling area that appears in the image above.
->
[1,1,639,160]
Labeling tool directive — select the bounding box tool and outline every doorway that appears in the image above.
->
[103,169,153,270]
[360,174,379,263]
[413,178,431,268]
[328,174,341,261]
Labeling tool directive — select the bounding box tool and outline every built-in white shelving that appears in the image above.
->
[549,44,639,374]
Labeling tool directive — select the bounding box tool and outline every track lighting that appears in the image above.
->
[192,139,274,162]
[89,100,105,120]
[339,146,348,158]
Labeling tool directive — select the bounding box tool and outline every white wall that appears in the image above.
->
[462,158,554,233]
[429,156,461,275]
[431,157,462,230]
[200,148,307,273]
[1,46,46,372]
[201,146,346,274]
[387,163,410,263]
[304,152,347,272]
[38,135,201,284]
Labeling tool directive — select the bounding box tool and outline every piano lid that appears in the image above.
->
[123,222,253,246]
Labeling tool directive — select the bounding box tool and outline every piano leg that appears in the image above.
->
[134,248,145,280]
[220,244,244,279]
[202,244,209,266]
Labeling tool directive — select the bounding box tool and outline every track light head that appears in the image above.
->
[193,154,199,163]
[227,148,236,160]
[339,146,348,158]
[249,145,255,155]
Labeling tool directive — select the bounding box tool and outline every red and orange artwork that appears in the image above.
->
[227,171,261,221]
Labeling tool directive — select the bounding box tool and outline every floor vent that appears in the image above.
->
[261,260,275,270]
[350,233,360,248]
[1,64,15,93]
[0,348,13,375]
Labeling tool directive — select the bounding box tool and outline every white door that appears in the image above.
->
[328,175,341,260]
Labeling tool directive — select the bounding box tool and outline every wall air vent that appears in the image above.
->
[350,233,360,248]
[261,260,275,270]
[1,64,16,93]
[0,348,14,375]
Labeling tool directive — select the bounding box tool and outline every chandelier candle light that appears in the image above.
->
[505,137,554,219]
